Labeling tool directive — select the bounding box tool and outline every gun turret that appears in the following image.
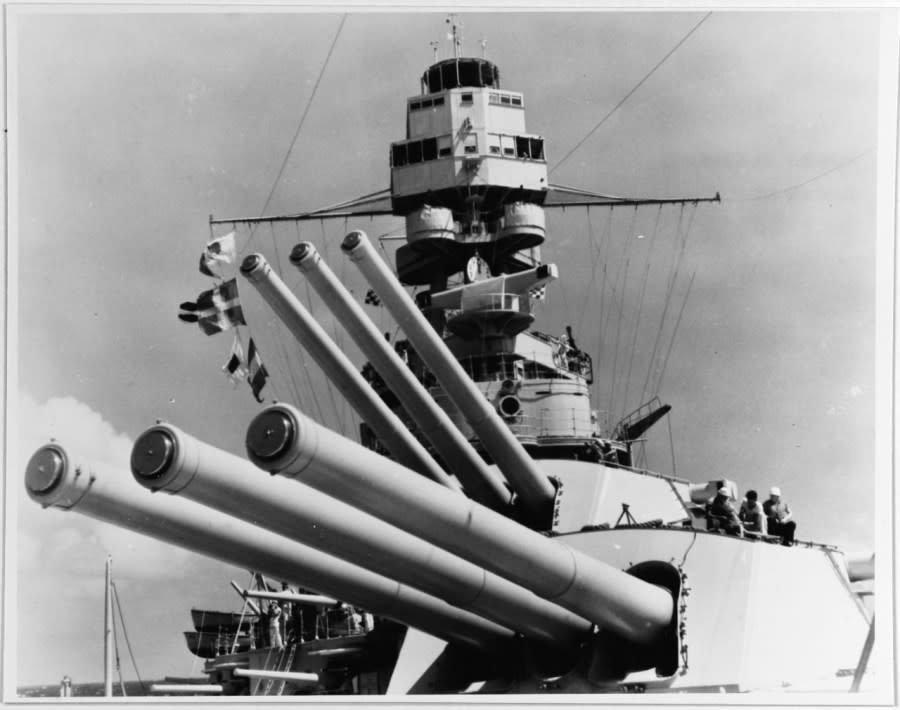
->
[341,230,558,516]
[23,442,513,649]
[240,252,457,490]
[246,403,675,644]
[289,241,512,512]
[130,422,590,645]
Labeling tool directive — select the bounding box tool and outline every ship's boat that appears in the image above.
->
[190,607,398,696]
[191,609,258,633]
[22,17,874,696]
[183,631,253,659]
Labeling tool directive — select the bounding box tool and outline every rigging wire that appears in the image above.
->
[732,147,875,202]
[283,222,327,427]
[592,209,624,429]
[654,270,696,398]
[549,11,713,176]
[267,222,306,407]
[111,582,146,695]
[109,587,125,696]
[606,206,640,423]
[667,411,678,480]
[620,204,664,419]
[541,215,571,325]
[641,205,685,402]
[247,227,300,408]
[242,13,348,255]
[575,206,611,338]
[199,10,342,415]
[592,207,616,422]
[652,211,699,398]
[598,210,632,342]
[257,324,300,403]
[678,529,698,568]
[321,219,352,434]
[573,206,597,337]
[315,221,347,436]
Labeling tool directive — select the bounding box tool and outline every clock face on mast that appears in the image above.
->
[465,255,491,284]
[466,256,480,283]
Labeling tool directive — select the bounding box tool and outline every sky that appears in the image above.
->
[3,4,892,691]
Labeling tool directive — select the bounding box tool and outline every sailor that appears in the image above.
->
[299,602,319,641]
[350,610,363,633]
[739,489,767,534]
[707,486,743,536]
[555,337,569,368]
[268,601,285,650]
[362,612,375,632]
[395,340,410,366]
[280,585,294,644]
[763,486,796,546]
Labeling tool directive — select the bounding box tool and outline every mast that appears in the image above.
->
[448,14,461,60]
[103,556,113,698]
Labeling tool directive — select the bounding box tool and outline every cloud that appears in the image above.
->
[14,394,257,686]
[16,392,199,582]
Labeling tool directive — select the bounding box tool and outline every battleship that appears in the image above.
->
[15,11,882,697]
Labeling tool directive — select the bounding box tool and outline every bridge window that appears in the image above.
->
[407,141,423,164]
[463,134,478,154]
[391,143,407,167]
[422,58,500,92]
[516,136,531,158]
[515,137,545,159]
[488,91,524,108]
[392,134,456,167]
[409,95,446,112]
[481,133,545,161]
[422,137,438,161]
[438,135,452,157]
[461,92,473,104]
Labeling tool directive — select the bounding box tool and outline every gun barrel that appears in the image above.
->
[289,241,511,512]
[24,443,513,649]
[341,230,556,514]
[239,253,457,491]
[233,669,319,684]
[150,685,224,695]
[246,404,675,644]
[240,589,339,607]
[131,422,590,645]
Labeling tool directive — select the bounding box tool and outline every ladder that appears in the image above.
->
[261,644,297,696]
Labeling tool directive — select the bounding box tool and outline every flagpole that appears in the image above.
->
[104,556,113,698]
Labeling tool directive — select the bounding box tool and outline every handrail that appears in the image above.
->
[504,409,595,439]
[453,350,590,382]
[459,292,522,312]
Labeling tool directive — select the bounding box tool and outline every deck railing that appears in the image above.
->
[505,408,595,439]
[454,351,590,382]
